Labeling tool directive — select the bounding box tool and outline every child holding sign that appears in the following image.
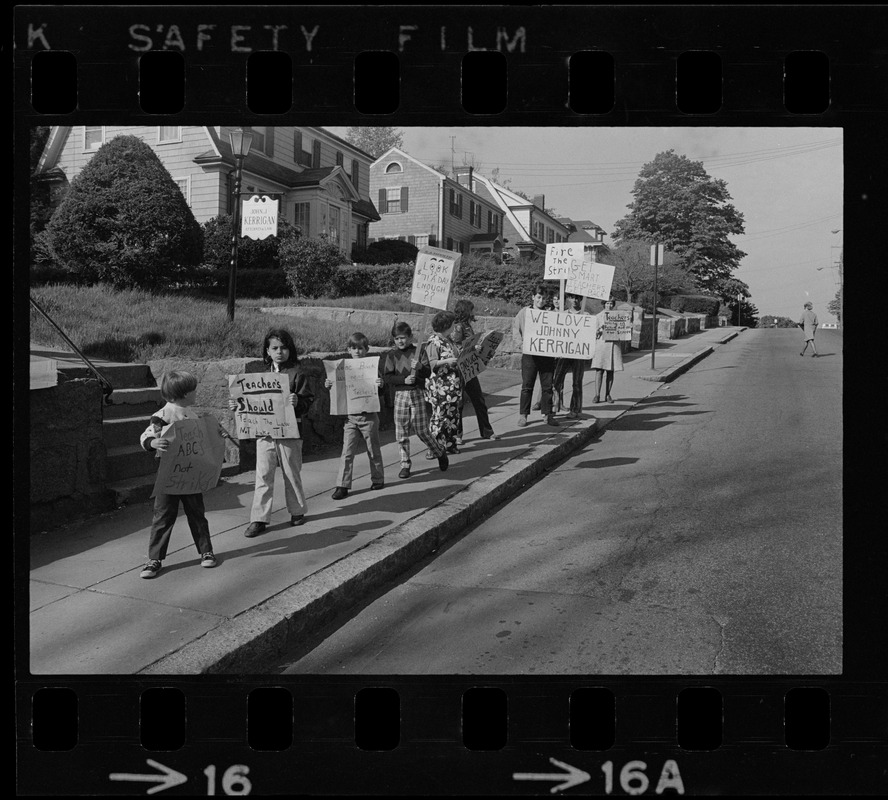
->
[325,332,385,500]
[231,329,315,538]
[382,322,449,479]
[591,299,626,403]
[138,370,233,579]
[452,299,497,443]
[424,311,463,454]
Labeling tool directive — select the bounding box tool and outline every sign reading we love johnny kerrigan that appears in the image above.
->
[521,308,597,358]
[228,373,300,439]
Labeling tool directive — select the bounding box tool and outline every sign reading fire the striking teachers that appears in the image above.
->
[152,417,226,497]
[323,356,381,415]
[521,309,597,358]
[228,373,300,439]
[543,242,584,280]
[410,246,462,310]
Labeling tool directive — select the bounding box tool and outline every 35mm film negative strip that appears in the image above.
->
[15,4,885,796]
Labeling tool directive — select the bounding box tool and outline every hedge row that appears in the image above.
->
[669,294,721,316]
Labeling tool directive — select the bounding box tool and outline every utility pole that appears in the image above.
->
[450,136,456,176]
[650,244,664,369]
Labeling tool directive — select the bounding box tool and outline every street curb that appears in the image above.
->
[141,415,617,674]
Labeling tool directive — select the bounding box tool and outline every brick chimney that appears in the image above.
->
[453,166,473,189]
[533,194,546,210]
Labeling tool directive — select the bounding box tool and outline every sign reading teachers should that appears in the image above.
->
[521,308,597,358]
[410,246,461,310]
[152,417,226,497]
[229,373,300,439]
[600,309,633,341]
[323,356,381,415]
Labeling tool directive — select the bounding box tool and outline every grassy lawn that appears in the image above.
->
[29,284,520,364]
[254,293,521,317]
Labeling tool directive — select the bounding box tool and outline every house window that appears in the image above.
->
[449,189,463,218]
[84,126,104,150]
[488,210,493,232]
[547,228,554,244]
[328,205,341,245]
[294,202,311,234]
[414,233,429,249]
[386,187,401,214]
[295,132,313,167]
[446,237,454,251]
[385,162,403,173]
[173,177,190,205]
[336,150,344,167]
[456,241,465,254]
[246,126,268,155]
[158,126,181,143]
[350,159,360,188]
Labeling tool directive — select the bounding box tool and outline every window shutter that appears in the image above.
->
[400,186,409,212]
[312,139,321,168]
[352,160,360,187]
[294,131,302,163]
[378,188,386,213]
[266,128,274,157]
[336,150,344,166]
[429,235,437,247]
[408,235,416,246]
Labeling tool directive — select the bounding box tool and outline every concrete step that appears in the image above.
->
[103,387,164,420]
[109,463,241,507]
[102,416,152,450]
[57,362,157,389]
[104,444,161,481]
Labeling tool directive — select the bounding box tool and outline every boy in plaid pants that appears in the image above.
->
[382,322,449,479]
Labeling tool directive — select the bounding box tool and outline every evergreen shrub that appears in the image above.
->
[280,234,350,298]
[669,294,721,316]
[364,239,419,265]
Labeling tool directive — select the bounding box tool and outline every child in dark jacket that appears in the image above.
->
[230,328,315,538]
[382,321,449,479]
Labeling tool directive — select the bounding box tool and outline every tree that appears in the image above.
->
[201,215,299,271]
[608,240,695,304]
[612,150,747,295]
[39,135,202,289]
[344,127,404,159]
[827,289,842,323]
[30,126,52,238]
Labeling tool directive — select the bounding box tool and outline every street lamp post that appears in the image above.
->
[227,127,254,322]
[737,293,743,326]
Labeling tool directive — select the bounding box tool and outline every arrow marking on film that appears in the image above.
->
[109,759,188,795]
[513,757,591,794]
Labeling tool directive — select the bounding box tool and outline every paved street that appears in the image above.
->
[276,328,842,674]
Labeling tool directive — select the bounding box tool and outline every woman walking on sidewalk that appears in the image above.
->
[798,301,819,357]
[591,298,625,403]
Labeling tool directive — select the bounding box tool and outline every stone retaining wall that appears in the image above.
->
[30,377,115,530]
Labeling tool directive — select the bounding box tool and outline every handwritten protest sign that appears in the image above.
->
[410,246,462,309]
[228,373,300,439]
[241,195,279,240]
[544,243,584,280]
[457,330,505,382]
[600,309,633,341]
[521,308,597,358]
[152,417,225,497]
[324,356,381,415]
[565,259,615,301]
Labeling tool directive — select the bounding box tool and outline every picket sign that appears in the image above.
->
[228,373,300,439]
[410,246,462,311]
[600,310,633,341]
[323,356,381,415]
[151,417,225,497]
[521,308,597,358]
[457,330,505,382]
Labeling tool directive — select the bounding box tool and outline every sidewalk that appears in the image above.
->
[28,326,744,674]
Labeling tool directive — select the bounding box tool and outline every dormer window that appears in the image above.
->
[84,126,104,150]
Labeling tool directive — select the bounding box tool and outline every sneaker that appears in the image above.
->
[140,559,162,579]
[438,453,449,471]
[200,552,217,568]
[332,487,349,501]
[371,483,385,490]
[244,522,267,538]
[517,415,528,427]
[290,515,306,526]
[425,451,437,460]
[455,436,464,446]
[398,467,411,479]
[446,444,460,455]
[566,411,579,419]
[546,416,560,426]
[482,432,499,440]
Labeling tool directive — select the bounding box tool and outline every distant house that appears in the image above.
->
[35,125,380,258]
[556,218,609,259]
[368,148,505,259]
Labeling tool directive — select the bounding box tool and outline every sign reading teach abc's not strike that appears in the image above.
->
[228,373,299,439]
[241,195,279,240]
[411,246,461,310]
[522,309,596,357]
[152,417,225,497]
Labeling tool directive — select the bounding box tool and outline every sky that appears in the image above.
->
[327,126,843,321]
